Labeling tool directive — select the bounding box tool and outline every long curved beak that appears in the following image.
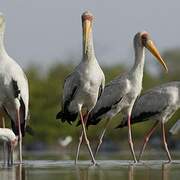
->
[146,40,168,72]
[82,19,91,54]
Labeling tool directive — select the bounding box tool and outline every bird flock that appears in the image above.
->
[0,10,179,166]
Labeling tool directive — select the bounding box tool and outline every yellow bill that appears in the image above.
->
[83,19,91,53]
[146,40,168,72]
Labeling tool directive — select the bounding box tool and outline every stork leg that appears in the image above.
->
[75,114,89,164]
[138,121,159,161]
[79,110,96,165]
[7,143,10,166]
[16,164,23,180]
[127,114,137,163]
[75,131,83,164]
[0,115,6,165]
[161,122,172,162]
[2,118,6,165]
[94,118,110,157]
[7,142,12,166]
[10,143,14,165]
[16,108,22,163]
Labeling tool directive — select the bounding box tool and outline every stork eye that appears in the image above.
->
[141,34,147,46]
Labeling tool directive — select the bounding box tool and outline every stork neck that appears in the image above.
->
[82,31,95,61]
[0,32,7,56]
[131,46,145,75]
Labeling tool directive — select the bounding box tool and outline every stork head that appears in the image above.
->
[82,11,93,54]
[0,13,5,33]
[134,31,168,72]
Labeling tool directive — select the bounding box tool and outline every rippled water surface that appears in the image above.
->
[0,159,180,180]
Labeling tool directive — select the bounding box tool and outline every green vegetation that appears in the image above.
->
[24,49,180,146]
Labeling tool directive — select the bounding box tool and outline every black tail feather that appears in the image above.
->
[86,118,102,127]
[56,110,78,124]
[115,113,155,129]
[86,106,112,127]
[56,111,64,120]
[76,116,102,127]
[11,120,26,137]
[76,120,81,127]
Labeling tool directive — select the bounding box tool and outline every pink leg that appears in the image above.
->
[75,131,83,164]
[138,121,159,161]
[16,108,22,163]
[7,142,11,166]
[94,118,110,157]
[161,122,172,162]
[78,112,96,165]
[127,114,137,163]
[75,113,89,164]
[7,142,13,166]
[0,116,6,165]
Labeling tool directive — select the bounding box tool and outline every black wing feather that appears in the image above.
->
[56,86,78,123]
[10,79,26,136]
[116,90,169,128]
[86,97,123,126]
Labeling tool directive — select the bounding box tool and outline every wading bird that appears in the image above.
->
[56,11,105,165]
[0,115,6,164]
[0,128,18,165]
[87,32,168,162]
[117,81,180,162]
[0,13,29,163]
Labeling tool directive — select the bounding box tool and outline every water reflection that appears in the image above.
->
[0,164,26,180]
[74,164,139,180]
[0,161,179,180]
[128,165,134,180]
[162,164,170,180]
[73,162,177,180]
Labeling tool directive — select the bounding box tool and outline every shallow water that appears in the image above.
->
[0,160,180,180]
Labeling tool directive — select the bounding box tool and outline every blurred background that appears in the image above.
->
[0,0,179,157]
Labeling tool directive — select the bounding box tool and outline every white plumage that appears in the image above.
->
[59,59,104,121]
[119,82,180,125]
[56,11,105,165]
[87,32,168,162]
[0,128,17,142]
[0,13,29,163]
[0,128,18,165]
[118,81,180,162]
[0,57,29,124]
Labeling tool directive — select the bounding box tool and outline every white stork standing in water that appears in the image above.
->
[117,81,180,162]
[0,13,29,163]
[0,128,18,165]
[56,11,105,165]
[87,31,168,163]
